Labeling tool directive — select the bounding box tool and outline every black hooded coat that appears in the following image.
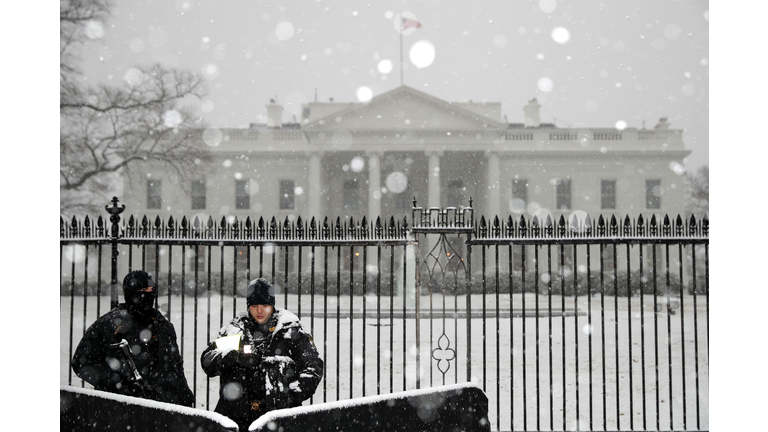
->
[71,305,195,407]
[201,308,323,430]
[71,271,194,407]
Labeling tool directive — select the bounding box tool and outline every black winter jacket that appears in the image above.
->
[201,308,323,429]
[71,305,195,407]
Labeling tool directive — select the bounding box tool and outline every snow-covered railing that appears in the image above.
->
[60,197,709,431]
[469,213,709,244]
[61,199,414,246]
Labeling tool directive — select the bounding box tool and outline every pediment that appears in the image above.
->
[303,86,506,132]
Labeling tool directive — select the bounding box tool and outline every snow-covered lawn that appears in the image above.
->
[62,292,708,431]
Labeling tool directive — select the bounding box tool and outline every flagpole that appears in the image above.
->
[399,12,404,86]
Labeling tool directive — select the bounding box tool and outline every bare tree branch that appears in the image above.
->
[60,0,211,215]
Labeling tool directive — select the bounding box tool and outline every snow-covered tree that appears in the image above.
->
[684,165,709,218]
[60,0,210,215]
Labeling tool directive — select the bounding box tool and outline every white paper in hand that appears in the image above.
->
[215,334,242,352]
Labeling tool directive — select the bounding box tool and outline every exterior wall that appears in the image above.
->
[496,153,687,222]
[120,87,691,230]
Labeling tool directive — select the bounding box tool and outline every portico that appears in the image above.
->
[121,85,690,227]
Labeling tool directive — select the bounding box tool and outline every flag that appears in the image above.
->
[401,17,422,30]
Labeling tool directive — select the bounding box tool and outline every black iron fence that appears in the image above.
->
[60,197,709,431]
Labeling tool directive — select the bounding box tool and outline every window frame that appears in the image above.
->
[556,178,572,210]
[343,179,359,211]
[235,180,250,210]
[600,179,616,210]
[191,179,206,210]
[147,179,162,209]
[645,179,662,209]
[279,180,296,210]
[511,179,528,212]
[447,179,464,208]
[394,182,412,210]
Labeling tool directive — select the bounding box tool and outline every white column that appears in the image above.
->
[368,151,382,219]
[486,151,500,217]
[427,150,441,208]
[308,152,322,219]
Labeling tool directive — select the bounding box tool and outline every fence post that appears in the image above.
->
[105,197,125,309]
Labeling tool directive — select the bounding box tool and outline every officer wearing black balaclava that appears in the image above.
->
[123,270,158,320]
[71,270,195,407]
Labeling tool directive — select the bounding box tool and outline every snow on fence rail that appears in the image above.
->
[60,197,709,431]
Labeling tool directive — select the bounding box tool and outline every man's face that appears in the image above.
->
[249,304,274,324]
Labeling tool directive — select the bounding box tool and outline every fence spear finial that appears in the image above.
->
[689,214,697,236]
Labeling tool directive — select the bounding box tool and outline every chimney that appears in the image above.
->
[654,117,670,130]
[523,98,541,128]
[266,98,284,128]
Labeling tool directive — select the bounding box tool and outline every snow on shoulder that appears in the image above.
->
[273,308,300,333]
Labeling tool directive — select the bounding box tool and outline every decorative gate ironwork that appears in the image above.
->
[411,200,474,388]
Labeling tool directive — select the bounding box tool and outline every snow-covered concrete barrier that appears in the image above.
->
[249,382,489,432]
[60,385,238,431]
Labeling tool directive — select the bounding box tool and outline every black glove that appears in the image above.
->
[120,379,147,398]
[245,343,266,365]
[222,350,260,370]
[264,391,301,410]
[221,350,243,369]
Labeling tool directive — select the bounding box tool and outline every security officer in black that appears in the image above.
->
[71,270,195,407]
[201,278,323,431]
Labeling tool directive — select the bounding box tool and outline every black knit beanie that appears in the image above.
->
[247,278,275,308]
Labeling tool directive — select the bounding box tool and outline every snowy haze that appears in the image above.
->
[24,0,764,430]
[74,0,709,170]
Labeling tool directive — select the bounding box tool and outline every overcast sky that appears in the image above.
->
[74,0,709,170]
[17,3,767,429]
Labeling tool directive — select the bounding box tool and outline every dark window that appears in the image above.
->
[344,180,359,210]
[281,245,295,272]
[235,246,248,271]
[192,179,206,210]
[236,180,250,209]
[645,244,664,276]
[511,179,528,211]
[512,244,525,271]
[280,180,295,210]
[190,245,206,270]
[144,245,158,276]
[395,183,412,209]
[601,243,616,270]
[601,180,616,210]
[147,180,162,209]
[560,245,574,275]
[556,178,572,210]
[343,246,361,272]
[646,179,661,209]
[447,179,464,207]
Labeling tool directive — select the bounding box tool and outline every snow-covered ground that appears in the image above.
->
[61,292,708,431]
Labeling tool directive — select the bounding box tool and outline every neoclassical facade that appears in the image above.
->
[122,85,690,225]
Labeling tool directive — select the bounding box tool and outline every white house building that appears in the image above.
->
[123,85,690,227]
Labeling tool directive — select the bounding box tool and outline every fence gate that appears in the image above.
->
[411,201,475,390]
[61,197,709,431]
